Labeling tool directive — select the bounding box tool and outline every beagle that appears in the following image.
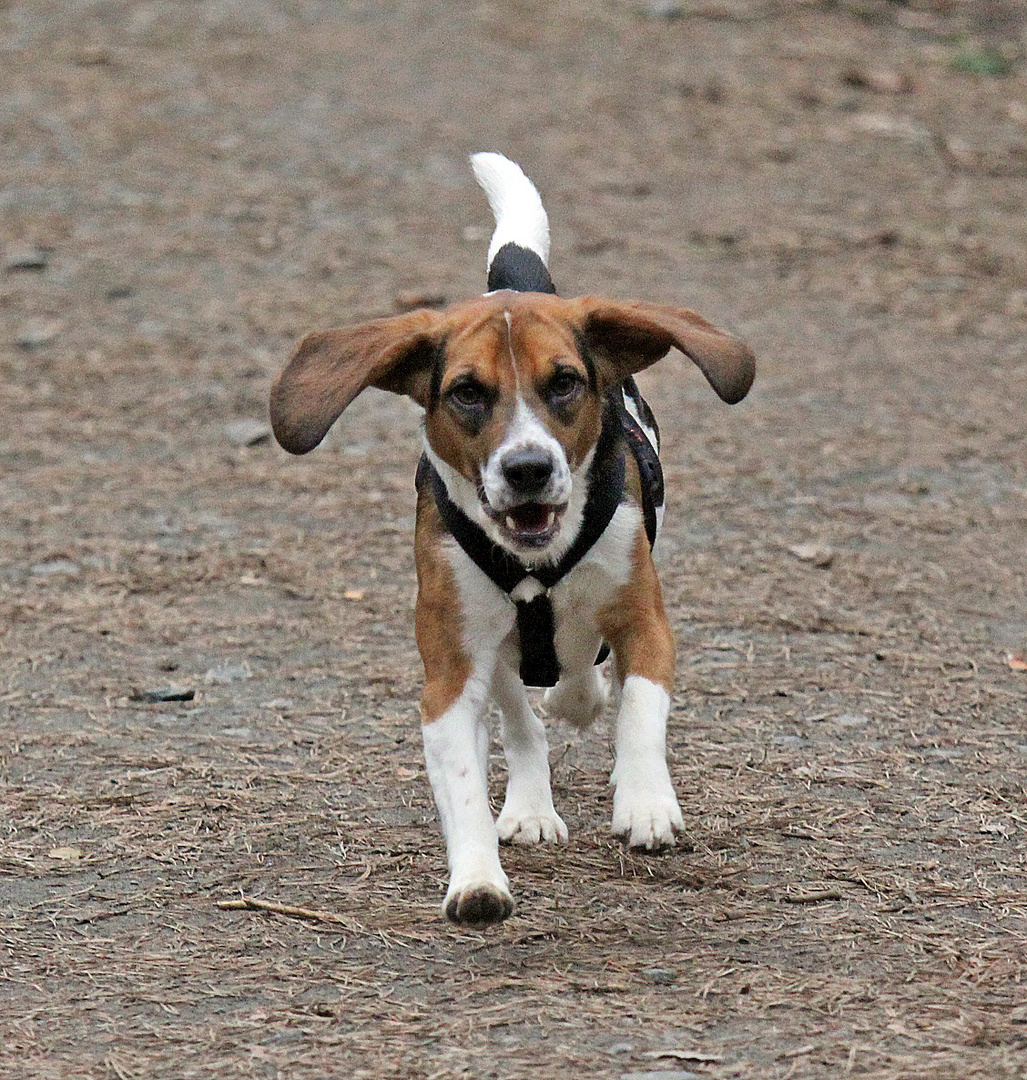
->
[270,153,755,926]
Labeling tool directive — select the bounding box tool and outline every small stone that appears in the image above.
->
[204,662,253,684]
[788,542,835,568]
[30,559,80,576]
[16,318,63,349]
[850,112,930,146]
[224,418,272,447]
[834,712,869,727]
[4,242,50,271]
[642,967,676,985]
[772,733,806,749]
[131,687,196,703]
[841,67,912,94]
[644,0,687,18]
[48,847,83,860]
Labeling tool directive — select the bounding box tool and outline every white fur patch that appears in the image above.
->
[471,152,551,269]
[609,675,683,849]
[421,685,511,914]
[481,395,572,512]
[491,663,567,844]
[441,536,517,665]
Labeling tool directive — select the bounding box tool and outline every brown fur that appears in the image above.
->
[272,290,753,716]
[270,291,754,457]
[413,487,473,723]
[596,457,676,692]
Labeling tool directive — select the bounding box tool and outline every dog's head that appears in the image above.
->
[270,291,754,556]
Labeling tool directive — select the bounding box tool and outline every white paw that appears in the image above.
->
[496,802,569,844]
[443,879,515,926]
[611,782,684,850]
[543,666,610,727]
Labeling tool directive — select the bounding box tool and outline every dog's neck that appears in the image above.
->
[418,395,624,591]
[417,399,624,687]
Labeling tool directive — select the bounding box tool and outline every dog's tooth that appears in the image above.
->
[506,515,517,531]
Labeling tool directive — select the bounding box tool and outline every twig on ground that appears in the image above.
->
[216,895,364,931]
[781,889,843,904]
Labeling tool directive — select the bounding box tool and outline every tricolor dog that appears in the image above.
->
[270,153,755,926]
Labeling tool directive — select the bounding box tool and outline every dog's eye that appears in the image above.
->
[547,370,583,403]
[448,380,488,410]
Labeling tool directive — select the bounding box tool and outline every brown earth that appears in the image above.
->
[2,2,1027,1077]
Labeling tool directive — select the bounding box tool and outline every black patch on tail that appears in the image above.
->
[487,242,557,294]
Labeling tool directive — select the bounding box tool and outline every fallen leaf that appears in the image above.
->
[343,588,365,600]
[1006,652,1027,672]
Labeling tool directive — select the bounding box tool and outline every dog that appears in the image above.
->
[270,153,755,926]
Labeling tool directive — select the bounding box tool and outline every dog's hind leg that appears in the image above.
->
[492,660,568,845]
[542,664,611,728]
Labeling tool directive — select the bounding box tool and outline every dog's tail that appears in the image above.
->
[471,152,556,294]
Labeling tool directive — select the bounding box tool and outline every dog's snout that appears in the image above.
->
[502,448,554,495]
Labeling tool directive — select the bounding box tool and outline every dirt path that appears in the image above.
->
[2,2,1026,1077]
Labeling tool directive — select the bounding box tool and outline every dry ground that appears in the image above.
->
[2,1,1027,1077]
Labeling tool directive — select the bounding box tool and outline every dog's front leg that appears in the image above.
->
[421,677,513,925]
[415,523,515,926]
[491,655,568,845]
[599,533,684,850]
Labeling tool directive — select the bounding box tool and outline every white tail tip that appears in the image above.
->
[470,152,550,269]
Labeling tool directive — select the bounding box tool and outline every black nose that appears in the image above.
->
[502,448,554,495]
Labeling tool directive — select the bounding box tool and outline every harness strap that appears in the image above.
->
[417,393,662,687]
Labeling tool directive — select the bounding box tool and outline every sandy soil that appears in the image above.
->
[2,1,1027,1077]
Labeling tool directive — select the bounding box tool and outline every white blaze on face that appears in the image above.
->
[478,310,572,513]
[481,395,572,512]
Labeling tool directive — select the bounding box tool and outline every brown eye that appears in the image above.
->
[448,380,488,410]
[547,370,583,403]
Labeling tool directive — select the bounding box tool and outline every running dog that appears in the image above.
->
[270,153,755,925]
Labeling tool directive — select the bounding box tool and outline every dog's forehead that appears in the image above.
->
[440,293,581,382]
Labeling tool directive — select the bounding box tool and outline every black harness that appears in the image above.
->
[417,386,663,687]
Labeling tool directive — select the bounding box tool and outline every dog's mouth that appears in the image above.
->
[486,501,565,548]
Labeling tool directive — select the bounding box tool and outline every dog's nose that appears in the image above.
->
[502,448,554,495]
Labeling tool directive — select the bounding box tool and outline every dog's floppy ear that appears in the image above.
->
[573,298,755,404]
[270,309,442,454]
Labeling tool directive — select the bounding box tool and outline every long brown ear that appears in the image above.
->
[270,309,442,454]
[574,298,755,404]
